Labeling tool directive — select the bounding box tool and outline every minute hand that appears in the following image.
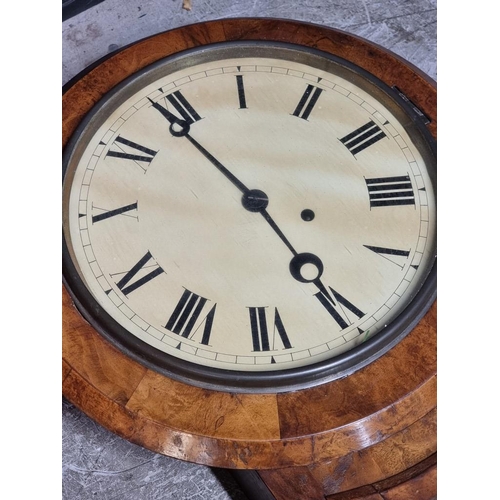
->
[183,133,251,195]
[150,98,329,292]
[149,97,250,194]
[186,132,300,256]
[184,134,329,290]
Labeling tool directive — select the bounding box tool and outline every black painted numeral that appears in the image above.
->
[236,75,247,109]
[314,286,365,330]
[365,175,415,208]
[166,90,202,124]
[106,136,157,170]
[292,84,323,120]
[340,120,386,155]
[248,307,293,351]
[92,202,138,223]
[115,251,164,296]
[165,289,216,345]
[364,245,410,269]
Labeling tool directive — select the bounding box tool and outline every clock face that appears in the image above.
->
[62,42,436,391]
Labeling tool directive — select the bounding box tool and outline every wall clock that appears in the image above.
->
[63,18,436,498]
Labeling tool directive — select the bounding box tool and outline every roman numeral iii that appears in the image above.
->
[165,289,216,345]
[248,307,293,351]
[340,120,386,155]
[365,175,415,208]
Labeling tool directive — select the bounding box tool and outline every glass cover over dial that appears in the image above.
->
[63,43,436,391]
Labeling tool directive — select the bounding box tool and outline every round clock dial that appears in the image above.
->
[63,42,436,391]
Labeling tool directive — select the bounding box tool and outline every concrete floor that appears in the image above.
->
[62,1,436,498]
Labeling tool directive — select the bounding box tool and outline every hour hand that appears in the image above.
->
[148,98,190,137]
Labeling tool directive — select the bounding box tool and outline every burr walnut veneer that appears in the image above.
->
[63,18,437,499]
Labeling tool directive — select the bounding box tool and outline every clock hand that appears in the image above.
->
[150,100,295,245]
[149,97,334,302]
[257,209,336,305]
[289,253,338,306]
[259,208,298,257]
[243,199,332,300]
[172,133,301,259]
[148,98,188,135]
[149,98,250,193]
[184,133,251,194]
[186,135,302,260]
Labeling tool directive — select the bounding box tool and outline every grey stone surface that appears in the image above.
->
[62,399,248,500]
[63,0,436,85]
[62,1,436,498]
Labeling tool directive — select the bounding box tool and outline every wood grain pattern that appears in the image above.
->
[62,285,148,405]
[63,285,435,468]
[323,454,437,499]
[126,370,281,440]
[277,304,437,437]
[310,409,437,494]
[259,466,326,500]
[63,19,436,484]
[258,453,437,500]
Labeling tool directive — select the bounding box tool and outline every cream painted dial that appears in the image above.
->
[63,43,436,389]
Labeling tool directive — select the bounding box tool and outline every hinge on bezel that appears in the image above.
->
[392,86,431,125]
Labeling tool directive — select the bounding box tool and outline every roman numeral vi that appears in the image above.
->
[248,307,293,351]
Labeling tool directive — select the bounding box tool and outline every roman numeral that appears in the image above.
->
[365,175,415,208]
[364,245,410,269]
[106,136,157,171]
[92,202,138,223]
[314,286,365,330]
[340,120,386,155]
[292,84,323,120]
[165,90,202,124]
[115,251,164,296]
[235,75,247,109]
[165,289,216,345]
[248,307,293,352]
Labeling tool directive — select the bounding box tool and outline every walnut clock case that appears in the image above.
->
[62,18,436,499]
